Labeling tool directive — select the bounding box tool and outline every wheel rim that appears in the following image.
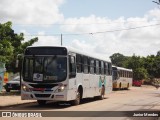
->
[76,91,80,103]
[119,83,121,89]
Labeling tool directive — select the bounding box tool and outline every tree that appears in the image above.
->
[0,21,38,72]
[157,50,160,56]
[126,55,144,70]
[154,56,160,78]
[144,55,160,78]
[0,22,14,63]
[125,55,147,80]
[133,68,148,80]
[110,53,128,67]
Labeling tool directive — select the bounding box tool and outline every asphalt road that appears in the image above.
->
[0,85,160,120]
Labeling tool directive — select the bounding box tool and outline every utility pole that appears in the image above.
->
[61,34,62,46]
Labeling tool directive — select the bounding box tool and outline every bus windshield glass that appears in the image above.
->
[23,56,67,82]
[112,70,118,80]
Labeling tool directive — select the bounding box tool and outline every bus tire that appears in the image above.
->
[6,88,10,92]
[72,89,81,106]
[119,83,121,90]
[127,83,129,89]
[37,100,46,106]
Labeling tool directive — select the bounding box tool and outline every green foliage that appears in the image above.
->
[127,55,144,69]
[0,21,38,72]
[133,68,148,80]
[109,53,127,67]
[0,22,14,63]
[144,55,160,78]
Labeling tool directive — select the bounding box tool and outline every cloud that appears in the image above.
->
[0,0,65,47]
[1,0,160,58]
[0,0,64,24]
[147,8,160,20]
[32,31,61,46]
[61,8,160,57]
[70,39,94,52]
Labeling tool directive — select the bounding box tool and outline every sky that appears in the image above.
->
[0,0,160,58]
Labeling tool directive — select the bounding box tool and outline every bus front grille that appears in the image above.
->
[34,94,51,98]
[29,84,58,88]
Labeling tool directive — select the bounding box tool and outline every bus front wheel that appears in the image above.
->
[72,89,81,106]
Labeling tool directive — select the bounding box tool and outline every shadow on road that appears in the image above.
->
[0,97,109,110]
[113,88,132,91]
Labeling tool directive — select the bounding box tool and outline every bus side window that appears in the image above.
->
[120,70,122,77]
[96,60,99,74]
[99,61,101,74]
[76,54,82,73]
[108,63,111,75]
[69,55,76,78]
[104,62,108,75]
[127,71,129,78]
[83,56,88,74]
[90,58,94,74]
[101,61,104,75]
[88,57,90,73]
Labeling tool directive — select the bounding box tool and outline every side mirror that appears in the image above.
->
[16,59,19,68]
[16,54,23,68]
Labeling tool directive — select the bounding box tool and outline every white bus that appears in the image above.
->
[21,46,112,105]
[112,66,133,90]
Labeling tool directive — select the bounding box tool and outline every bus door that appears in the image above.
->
[68,55,77,99]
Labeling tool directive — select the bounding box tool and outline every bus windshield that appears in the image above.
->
[23,56,67,82]
[112,70,118,80]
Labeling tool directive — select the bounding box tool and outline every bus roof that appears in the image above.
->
[112,66,132,72]
[65,46,111,63]
[26,46,111,63]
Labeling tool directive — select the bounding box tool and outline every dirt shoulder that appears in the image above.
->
[0,91,35,107]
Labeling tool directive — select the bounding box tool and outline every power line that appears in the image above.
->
[24,23,160,36]
[13,19,160,26]
[89,23,160,34]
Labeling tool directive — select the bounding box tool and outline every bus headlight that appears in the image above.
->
[55,85,65,93]
[22,85,31,92]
